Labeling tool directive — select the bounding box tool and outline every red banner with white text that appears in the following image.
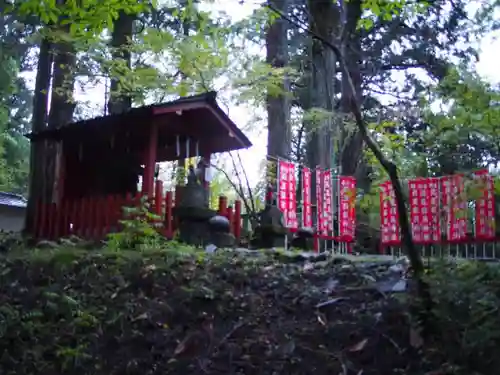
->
[287,163,298,229]
[277,160,298,229]
[339,176,356,241]
[302,167,313,228]
[441,174,467,242]
[473,169,495,239]
[322,170,333,234]
[380,181,400,245]
[408,178,441,244]
[316,167,324,234]
[278,160,289,226]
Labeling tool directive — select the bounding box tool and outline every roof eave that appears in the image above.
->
[204,103,253,149]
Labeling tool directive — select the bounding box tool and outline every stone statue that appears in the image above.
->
[175,163,225,247]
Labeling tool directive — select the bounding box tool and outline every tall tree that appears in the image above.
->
[338,0,363,176]
[265,0,291,160]
[107,11,134,115]
[25,36,52,232]
[305,0,339,170]
[43,0,77,204]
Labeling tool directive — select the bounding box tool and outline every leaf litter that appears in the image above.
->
[0,248,472,375]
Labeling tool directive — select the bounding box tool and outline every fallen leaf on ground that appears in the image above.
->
[349,338,369,352]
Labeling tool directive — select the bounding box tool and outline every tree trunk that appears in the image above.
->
[24,37,53,233]
[266,0,291,160]
[107,11,134,115]
[107,11,138,193]
[339,0,364,177]
[305,0,339,215]
[45,17,77,203]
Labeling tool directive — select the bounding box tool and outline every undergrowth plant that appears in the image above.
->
[427,261,500,373]
[107,196,162,250]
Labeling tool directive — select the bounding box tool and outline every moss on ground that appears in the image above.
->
[0,247,498,375]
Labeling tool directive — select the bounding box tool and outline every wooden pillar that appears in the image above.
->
[142,123,158,196]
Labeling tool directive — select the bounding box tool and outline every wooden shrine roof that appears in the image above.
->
[26,91,252,161]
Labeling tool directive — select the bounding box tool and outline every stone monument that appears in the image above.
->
[250,183,288,249]
[175,166,235,248]
[174,166,215,246]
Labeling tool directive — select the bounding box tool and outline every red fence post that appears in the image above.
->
[135,191,143,203]
[95,197,105,239]
[234,200,241,240]
[111,195,119,233]
[218,196,227,216]
[103,195,113,235]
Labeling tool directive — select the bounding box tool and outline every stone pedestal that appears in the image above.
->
[208,215,235,248]
[291,227,314,250]
[250,205,288,249]
[175,206,215,246]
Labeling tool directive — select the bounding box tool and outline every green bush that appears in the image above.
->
[427,260,500,374]
[106,196,162,250]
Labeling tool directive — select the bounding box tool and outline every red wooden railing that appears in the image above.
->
[33,180,242,242]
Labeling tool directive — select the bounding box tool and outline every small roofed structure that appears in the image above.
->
[27,91,252,202]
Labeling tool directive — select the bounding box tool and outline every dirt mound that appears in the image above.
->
[0,248,458,374]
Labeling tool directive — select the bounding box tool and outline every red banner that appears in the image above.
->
[408,178,440,244]
[278,160,289,225]
[278,161,297,228]
[316,167,324,234]
[473,169,495,239]
[380,181,400,245]
[302,167,313,228]
[441,174,467,242]
[339,176,356,241]
[287,163,298,229]
[322,170,334,234]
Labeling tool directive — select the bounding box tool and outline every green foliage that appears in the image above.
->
[428,261,500,373]
[302,107,335,131]
[0,39,28,194]
[233,61,297,106]
[358,0,429,30]
[14,0,152,34]
[106,196,162,250]
[423,67,500,170]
